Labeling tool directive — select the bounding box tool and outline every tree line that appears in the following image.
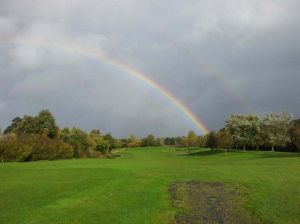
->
[0,110,170,161]
[183,112,300,152]
[0,110,122,161]
[0,110,299,162]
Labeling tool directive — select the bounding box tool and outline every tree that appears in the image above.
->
[216,131,233,150]
[87,130,119,156]
[103,133,117,153]
[12,116,38,136]
[90,129,101,137]
[174,136,186,146]
[206,131,218,150]
[36,110,59,138]
[142,134,156,147]
[88,129,101,152]
[261,112,294,151]
[290,119,300,152]
[94,136,110,155]
[250,116,263,150]
[197,135,206,148]
[113,139,124,149]
[127,134,142,148]
[4,117,22,134]
[186,130,198,147]
[4,110,59,138]
[225,114,260,150]
[59,128,71,141]
[60,127,89,157]
[164,137,176,145]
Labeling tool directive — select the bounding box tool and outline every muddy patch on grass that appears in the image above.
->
[169,181,255,224]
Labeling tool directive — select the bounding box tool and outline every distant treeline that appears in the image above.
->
[183,112,300,152]
[0,110,117,161]
[0,110,299,162]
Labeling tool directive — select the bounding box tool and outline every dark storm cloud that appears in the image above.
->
[0,0,300,137]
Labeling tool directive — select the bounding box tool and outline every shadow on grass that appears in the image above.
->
[184,149,300,158]
[174,147,199,152]
[249,151,300,159]
[106,154,121,159]
[185,150,225,157]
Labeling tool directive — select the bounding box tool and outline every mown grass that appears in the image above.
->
[0,147,299,223]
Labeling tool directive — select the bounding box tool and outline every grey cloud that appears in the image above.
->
[0,0,299,136]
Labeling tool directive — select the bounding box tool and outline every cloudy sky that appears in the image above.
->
[0,0,299,137]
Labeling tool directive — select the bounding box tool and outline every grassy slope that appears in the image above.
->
[0,147,299,224]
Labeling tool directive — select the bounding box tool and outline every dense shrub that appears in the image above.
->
[0,135,25,161]
[86,149,104,158]
[59,127,89,158]
[0,134,73,162]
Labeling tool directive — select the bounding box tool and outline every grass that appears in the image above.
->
[0,147,299,223]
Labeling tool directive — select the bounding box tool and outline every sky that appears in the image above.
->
[0,0,299,137]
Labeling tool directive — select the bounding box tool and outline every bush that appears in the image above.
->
[86,149,104,158]
[0,135,19,161]
[53,141,74,159]
[0,134,74,161]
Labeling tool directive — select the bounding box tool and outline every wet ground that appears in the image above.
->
[169,181,255,224]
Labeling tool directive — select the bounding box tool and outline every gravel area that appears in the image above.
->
[169,181,255,224]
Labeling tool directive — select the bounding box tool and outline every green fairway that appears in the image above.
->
[0,147,299,223]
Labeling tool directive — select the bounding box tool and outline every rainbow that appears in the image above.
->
[0,37,209,134]
[155,41,251,113]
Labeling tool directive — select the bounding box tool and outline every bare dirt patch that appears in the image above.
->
[169,181,255,224]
